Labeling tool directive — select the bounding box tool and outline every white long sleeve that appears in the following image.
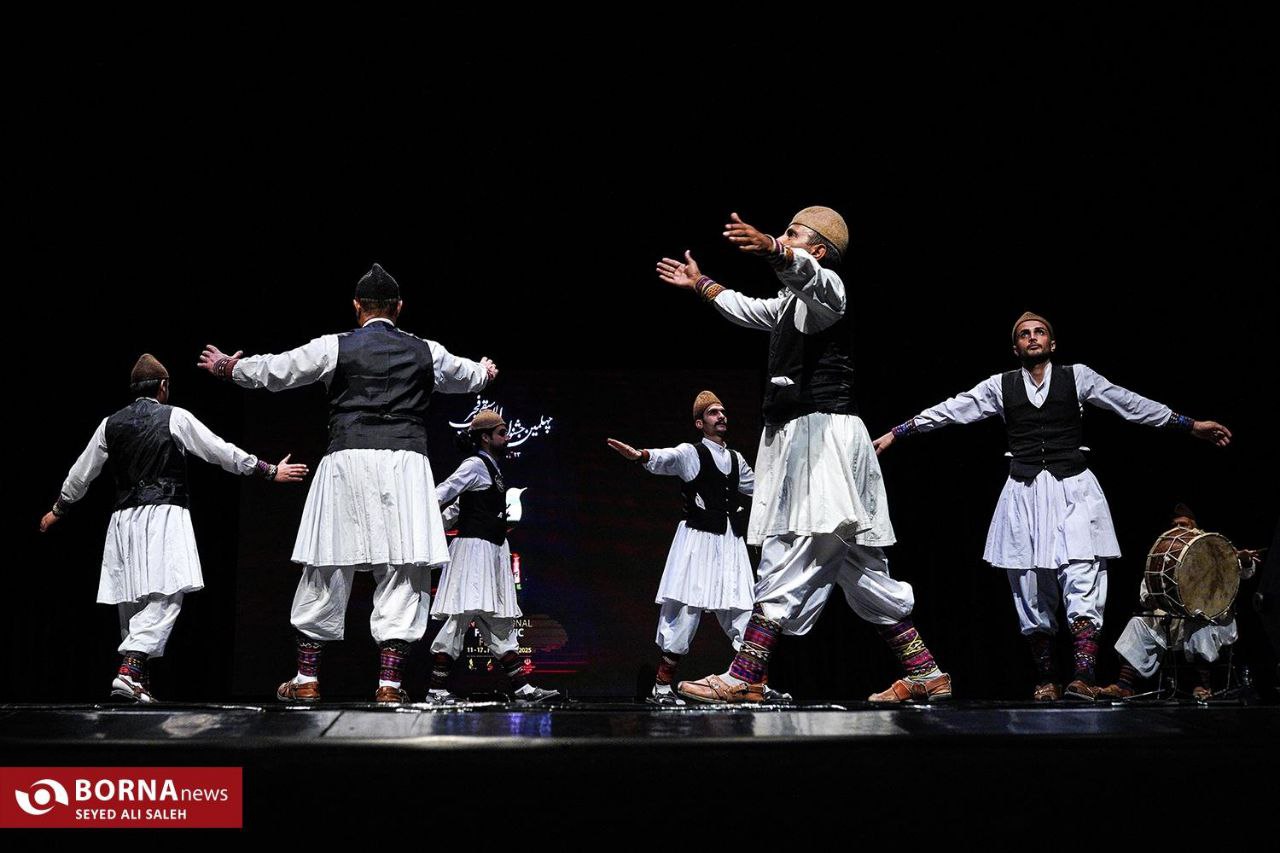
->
[710,247,845,335]
[642,443,701,480]
[736,452,755,497]
[1074,364,1172,426]
[58,417,110,504]
[912,376,1005,433]
[429,341,490,394]
[773,246,846,326]
[910,363,1174,434]
[710,289,787,331]
[168,407,259,475]
[643,440,753,496]
[435,455,497,505]
[233,335,339,391]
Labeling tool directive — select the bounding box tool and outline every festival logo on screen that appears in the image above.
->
[449,396,554,459]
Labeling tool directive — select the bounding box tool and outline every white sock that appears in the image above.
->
[295,673,318,684]
[653,683,673,694]
[378,679,401,688]
[515,683,536,696]
[718,671,745,687]
[908,666,943,683]
[428,688,450,697]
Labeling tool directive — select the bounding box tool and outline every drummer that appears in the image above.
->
[1096,503,1261,701]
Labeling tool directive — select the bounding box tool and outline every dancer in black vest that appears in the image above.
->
[658,208,950,705]
[608,391,756,705]
[875,312,1232,700]
[41,354,307,702]
[427,410,559,703]
[198,263,497,703]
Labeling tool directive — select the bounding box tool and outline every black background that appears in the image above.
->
[10,11,1276,702]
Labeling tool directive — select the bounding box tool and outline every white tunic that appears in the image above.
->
[908,363,1173,569]
[231,318,489,568]
[1116,556,1254,672]
[429,452,521,618]
[57,400,260,604]
[711,248,895,546]
[643,438,756,611]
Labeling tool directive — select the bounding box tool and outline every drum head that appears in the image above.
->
[1179,533,1240,621]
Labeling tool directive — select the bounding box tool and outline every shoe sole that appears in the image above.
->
[513,692,561,704]
[110,688,153,703]
[276,690,321,703]
[678,690,761,706]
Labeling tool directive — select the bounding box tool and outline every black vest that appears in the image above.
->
[1003,364,1088,480]
[455,453,507,545]
[104,398,190,510]
[327,321,437,455]
[762,294,858,426]
[681,442,750,538]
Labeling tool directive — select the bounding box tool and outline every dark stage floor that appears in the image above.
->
[4,699,1277,830]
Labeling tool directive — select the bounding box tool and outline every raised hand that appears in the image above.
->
[656,251,702,290]
[198,344,243,377]
[723,212,773,255]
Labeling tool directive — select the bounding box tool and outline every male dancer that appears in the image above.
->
[875,312,1231,700]
[427,410,559,703]
[198,263,496,703]
[658,209,950,704]
[41,354,307,702]
[607,391,754,705]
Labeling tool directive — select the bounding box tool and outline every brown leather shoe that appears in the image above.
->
[1192,686,1212,702]
[1095,683,1135,700]
[277,679,321,703]
[1064,679,1098,701]
[1032,682,1062,701]
[375,685,408,704]
[868,672,953,703]
[676,675,764,705]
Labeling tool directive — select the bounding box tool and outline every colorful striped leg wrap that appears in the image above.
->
[378,639,410,686]
[1070,618,1100,684]
[728,614,780,684]
[876,618,941,680]
[1116,663,1140,691]
[119,650,148,681]
[295,634,323,679]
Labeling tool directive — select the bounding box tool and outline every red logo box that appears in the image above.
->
[2,767,242,828]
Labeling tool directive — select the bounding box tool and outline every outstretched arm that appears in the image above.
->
[1075,365,1232,447]
[657,250,785,331]
[874,376,1003,455]
[607,439,700,480]
[725,212,845,319]
[431,342,494,394]
[199,336,339,391]
[170,408,308,482]
[40,417,110,532]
